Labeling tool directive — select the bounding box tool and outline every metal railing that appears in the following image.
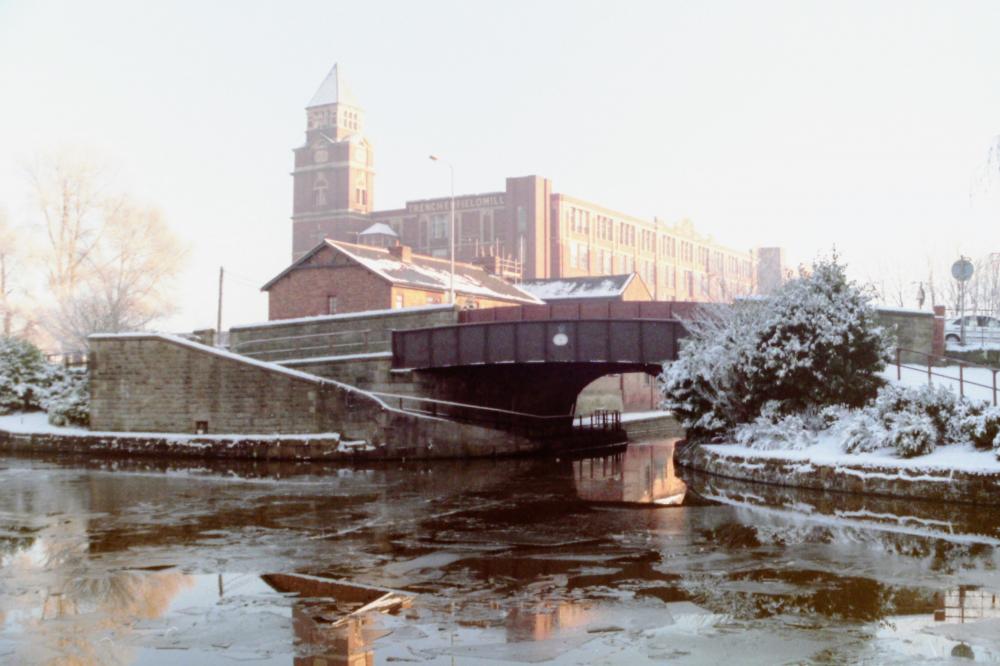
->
[893,347,999,406]
[576,409,622,432]
[369,391,576,438]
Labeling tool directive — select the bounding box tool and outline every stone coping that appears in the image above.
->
[676,443,1000,506]
[0,429,383,463]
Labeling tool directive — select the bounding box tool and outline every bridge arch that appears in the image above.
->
[392,318,683,416]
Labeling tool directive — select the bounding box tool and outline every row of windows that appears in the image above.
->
[418,212,497,247]
[564,244,749,293]
[562,206,747,274]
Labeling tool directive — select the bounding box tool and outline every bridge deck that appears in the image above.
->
[392,318,684,370]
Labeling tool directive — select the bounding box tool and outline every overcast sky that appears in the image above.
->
[2,0,999,330]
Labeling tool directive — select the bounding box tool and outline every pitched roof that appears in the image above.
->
[307,63,360,108]
[517,274,639,301]
[358,222,398,237]
[262,239,544,305]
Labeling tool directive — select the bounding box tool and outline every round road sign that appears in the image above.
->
[952,258,974,282]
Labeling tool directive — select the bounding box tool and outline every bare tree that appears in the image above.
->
[27,152,186,350]
[25,151,113,300]
[48,201,186,347]
[0,208,18,336]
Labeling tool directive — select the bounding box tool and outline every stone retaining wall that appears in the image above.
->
[87,333,542,459]
[677,443,1000,505]
[876,307,936,364]
[0,425,543,462]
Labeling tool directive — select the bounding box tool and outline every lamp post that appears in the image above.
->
[429,155,455,305]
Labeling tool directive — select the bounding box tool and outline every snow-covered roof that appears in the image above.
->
[518,274,638,301]
[359,222,398,237]
[307,63,360,108]
[262,240,544,306]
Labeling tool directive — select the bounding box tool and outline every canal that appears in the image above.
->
[1,440,999,663]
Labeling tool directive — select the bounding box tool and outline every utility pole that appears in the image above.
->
[429,155,456,305]
[216,266,224,347]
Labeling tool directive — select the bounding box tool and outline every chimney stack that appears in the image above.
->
[388,243,412,263]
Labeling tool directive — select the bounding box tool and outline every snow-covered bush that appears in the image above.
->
[871,383,959,445]
[661,257,891,441]
[0,336,90,426]
[0,337,56,413]
[958,405,1000,451]
[883,411,937,458]
[44,367,90,427]
[660,302,766,440]
[733,406,817,451]
[841,411,886,454]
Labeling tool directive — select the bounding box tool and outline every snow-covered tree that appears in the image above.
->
[0,336,55,413]
[737,259,891,414]
[661,257,892,441]
[44,366,89,427]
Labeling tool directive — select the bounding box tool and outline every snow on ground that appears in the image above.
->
[705,430,1000,475]
[881,364,999,405]
[947,340,1000,351]
[0,412,358,446]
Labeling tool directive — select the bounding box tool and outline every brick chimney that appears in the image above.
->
[388,243,412,263]
[471,254,501,274]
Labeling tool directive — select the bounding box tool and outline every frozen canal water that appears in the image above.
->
[1,440,1000,664]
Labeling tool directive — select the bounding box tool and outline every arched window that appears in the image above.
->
[355,174,367,206]
[314,174,328,207]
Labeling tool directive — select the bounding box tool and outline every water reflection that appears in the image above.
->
[573,439,687,505]
[3,451,1000,662]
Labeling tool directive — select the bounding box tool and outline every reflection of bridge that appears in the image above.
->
[391,304,687,417]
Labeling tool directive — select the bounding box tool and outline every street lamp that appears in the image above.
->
[429,155,456,305]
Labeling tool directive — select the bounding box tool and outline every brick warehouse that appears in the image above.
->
[291,63,774,302]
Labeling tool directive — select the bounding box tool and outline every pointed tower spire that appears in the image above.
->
[307,63,360,109]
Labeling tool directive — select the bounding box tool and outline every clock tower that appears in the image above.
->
[291,63,375,260]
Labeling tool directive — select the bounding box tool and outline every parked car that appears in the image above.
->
[944,315,1000,344]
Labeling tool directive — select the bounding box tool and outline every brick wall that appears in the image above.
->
[268,260,392,319]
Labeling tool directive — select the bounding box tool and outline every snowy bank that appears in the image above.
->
[677,441,1000,505]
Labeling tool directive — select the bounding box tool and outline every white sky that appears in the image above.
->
[2,0,999,331]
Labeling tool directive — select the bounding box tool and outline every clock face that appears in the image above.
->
[313,149,328,164]
[354,147,366,164]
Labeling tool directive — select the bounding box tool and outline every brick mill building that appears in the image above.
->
[291,63,762,303]
[263,238,542,320]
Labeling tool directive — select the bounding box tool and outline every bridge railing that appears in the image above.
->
[391,318,685,370]
[458,301,703,324]
[369,391,576,438]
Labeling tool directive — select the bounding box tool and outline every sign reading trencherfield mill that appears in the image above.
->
[406,194,506,214]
